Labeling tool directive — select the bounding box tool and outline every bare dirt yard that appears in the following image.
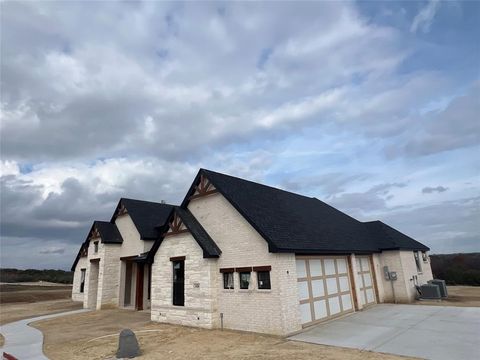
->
[0,283,73,304]
[32,309,414,360]
[0,282,82,347]
[414,285,480,307]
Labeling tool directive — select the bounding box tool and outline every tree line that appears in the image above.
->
[430,253,480,286]
[0,268,73,284]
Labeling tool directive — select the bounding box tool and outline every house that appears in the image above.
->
[72,169,433,335]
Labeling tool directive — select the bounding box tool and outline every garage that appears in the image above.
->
[355,256,376,306]
[296,256,354,326]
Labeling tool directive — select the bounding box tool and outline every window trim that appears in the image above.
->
[256,270,271,290]
[80,268,86,293]
[93,241,99,253]
[239,271,251,290]
[414,251,422,273]
[223,271,234,290]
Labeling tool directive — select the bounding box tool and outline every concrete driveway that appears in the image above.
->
[289,304,480,360]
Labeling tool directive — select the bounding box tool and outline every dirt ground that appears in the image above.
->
[0,283,72,304]
[414,285,480,307]
[0,283,81,347]
[32,309,414,360]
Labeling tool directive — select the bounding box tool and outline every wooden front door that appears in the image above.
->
[135,263,144,310]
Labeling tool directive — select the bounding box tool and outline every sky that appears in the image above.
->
[1,0,479,270]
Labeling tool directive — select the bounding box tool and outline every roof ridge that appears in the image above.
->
[121,197,175,206]
[201,168,320,202]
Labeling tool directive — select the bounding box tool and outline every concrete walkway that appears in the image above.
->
[289,304,480,360]
[0,309,89,360]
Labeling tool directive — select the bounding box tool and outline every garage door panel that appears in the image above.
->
[310,260,323,276]
[299,303,312,323]
[311,279,325,297]
[296,256,354,326]
[356,256,376,306]
[328,297,341,315]
[339,276,349,292]
[326,278,338,295]
[297,281,310,301]
[314,300,327,319]
[296,260,307,278]
[324,259,336,275]
[342,294,352,310]
[336,258,347,274]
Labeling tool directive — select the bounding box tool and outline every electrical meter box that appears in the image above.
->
[389,271,398,281]
[383,266,390,280]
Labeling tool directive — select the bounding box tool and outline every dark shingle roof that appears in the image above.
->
[175,207,221,258]
[364,220,429,252]
[112,198,174,240]
[71,221,123,270]
[148,207,221,261]
[94,221,123,244]
[181,169,429,253]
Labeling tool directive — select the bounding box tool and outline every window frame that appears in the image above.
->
[239,271,251,290]
[256,270,271,290]
[80,268,86,293]
[422,251,428,262]
[94,241,99,253]
[223,272,234,290]
[414,251,422,273]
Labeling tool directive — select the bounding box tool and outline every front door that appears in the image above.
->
[172,260,184,306]
[135,263,144,310]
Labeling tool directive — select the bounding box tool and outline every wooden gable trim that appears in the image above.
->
[88,226,100,241]
[164,211,189,237]
[189,174,218,200]
[116,203,128,217]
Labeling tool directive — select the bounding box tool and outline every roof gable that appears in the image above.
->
[148,207,221,261]
[111,198,174,240]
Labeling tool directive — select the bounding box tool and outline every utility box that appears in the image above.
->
[420,284,441,299]
[428,279,448,298]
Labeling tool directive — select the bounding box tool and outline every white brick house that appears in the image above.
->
[72,169,433,335]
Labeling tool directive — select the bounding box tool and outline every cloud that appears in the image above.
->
[0,1,478,268]
[39,247,66,255]
[385,84,480,158]
[410,0,440,33]
[422,186,448,194]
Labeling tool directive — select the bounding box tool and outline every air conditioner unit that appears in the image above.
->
[428,279,448,298]
[419,284,441,299]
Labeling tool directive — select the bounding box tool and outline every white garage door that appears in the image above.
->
[296,256,354,326]
[356,256,376,306]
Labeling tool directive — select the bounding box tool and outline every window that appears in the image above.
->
[257,271,271,289]
[94,241,99,253]
[422,252,428,262]
[414,251,422,273]
[239,272,250,289]
[223,272,234,289]
[172,259,185,306]
[80,269,86,293]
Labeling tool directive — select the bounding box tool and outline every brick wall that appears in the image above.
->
[187,192,301,335]
[377,250,433,303]
[151,232,218,329]
[72,256,87,302]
